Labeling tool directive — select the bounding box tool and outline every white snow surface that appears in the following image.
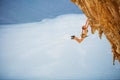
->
[0,14,120,79]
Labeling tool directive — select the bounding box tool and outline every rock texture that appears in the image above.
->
[71,0,120,65]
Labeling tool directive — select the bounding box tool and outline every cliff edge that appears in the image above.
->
[71,0,120,65]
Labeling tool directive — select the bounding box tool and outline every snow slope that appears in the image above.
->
[0,14,120,79]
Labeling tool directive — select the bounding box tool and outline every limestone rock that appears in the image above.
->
[71,0,120,65]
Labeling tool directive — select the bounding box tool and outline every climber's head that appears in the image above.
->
[71,35,75,39]
[82,26,87,30]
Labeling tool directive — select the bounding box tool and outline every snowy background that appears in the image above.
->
[0,14,120,80]
[0,0,120,80]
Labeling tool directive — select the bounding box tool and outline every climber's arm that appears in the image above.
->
[84,19,89,28]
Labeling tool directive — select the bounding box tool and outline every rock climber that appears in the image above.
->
[71,19,89,43]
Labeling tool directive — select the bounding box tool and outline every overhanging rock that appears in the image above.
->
[71,0,120,65]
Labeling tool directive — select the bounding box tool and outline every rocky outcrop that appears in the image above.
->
[71,0,120,65]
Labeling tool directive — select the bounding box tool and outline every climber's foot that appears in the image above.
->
[71,35,75,39]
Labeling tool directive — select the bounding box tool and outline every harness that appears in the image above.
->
[81,33,88,38]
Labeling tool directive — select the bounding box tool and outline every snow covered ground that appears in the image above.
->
[0,14,120,80]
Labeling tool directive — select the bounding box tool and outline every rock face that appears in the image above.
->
[71,0,120,65]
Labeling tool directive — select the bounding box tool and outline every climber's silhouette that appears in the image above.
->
[71,19,89,43]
